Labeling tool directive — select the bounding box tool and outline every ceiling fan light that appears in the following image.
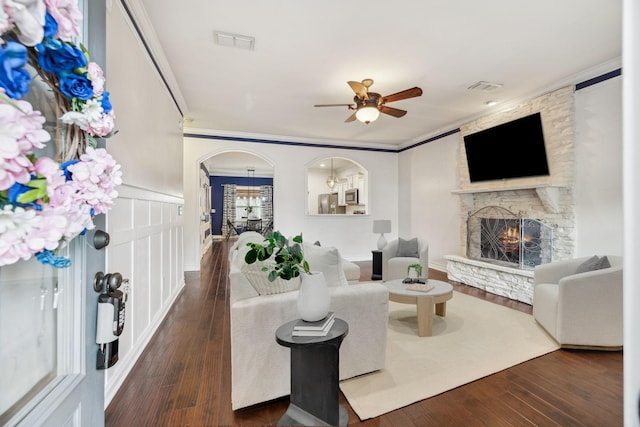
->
[356,106,380,124]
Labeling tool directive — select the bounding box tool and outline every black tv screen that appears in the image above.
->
[463,112,550,183]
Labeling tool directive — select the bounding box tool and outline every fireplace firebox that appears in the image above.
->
[467,206,553,270]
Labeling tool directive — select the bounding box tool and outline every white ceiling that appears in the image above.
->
[135,1,621,149]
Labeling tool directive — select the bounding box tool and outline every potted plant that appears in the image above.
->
[245,231,310,281]
[407,263,423,279]
[245,231,329,321]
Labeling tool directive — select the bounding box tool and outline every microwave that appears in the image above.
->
[345,188,359,205]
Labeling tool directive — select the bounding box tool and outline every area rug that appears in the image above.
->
[339,291,560,420]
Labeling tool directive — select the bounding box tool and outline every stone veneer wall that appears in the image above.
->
[447,86,576,303]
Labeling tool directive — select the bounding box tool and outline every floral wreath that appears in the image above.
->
[0,0,122,268]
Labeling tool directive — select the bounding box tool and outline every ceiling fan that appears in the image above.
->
[314,79,423,124]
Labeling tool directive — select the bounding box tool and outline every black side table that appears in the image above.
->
[372,250,383,280]
[275,318,349,426]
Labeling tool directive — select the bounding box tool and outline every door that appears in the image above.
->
[0,2,109,425]
[11,219,106,427]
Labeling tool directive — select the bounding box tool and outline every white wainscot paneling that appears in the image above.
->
[149,232,162,322]
[104,189,185,406]
[133,236,151,343]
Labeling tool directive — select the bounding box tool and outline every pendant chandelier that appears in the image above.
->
[326,158,337,190]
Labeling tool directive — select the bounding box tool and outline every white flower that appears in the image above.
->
[4,0,46,46]
[81,98,104,122]
[61,110,88,129]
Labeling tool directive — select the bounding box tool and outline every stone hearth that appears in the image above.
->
[446,255,534,304]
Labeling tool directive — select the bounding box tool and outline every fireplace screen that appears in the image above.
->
[466,206,553,269]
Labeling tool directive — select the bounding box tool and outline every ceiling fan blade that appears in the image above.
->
[345,112,357,122]
[314,103,355,108]
[382,87,423,104]
[347,81,368,100]
[380,105,407,118]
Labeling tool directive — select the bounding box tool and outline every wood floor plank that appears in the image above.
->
[105,238,623,427]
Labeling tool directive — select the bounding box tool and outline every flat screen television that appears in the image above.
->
[463,112,550,183]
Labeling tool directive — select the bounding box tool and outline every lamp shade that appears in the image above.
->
[356,106,380,124]
[372,220,391,234]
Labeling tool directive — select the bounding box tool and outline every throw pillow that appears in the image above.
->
[397,237,419,258]
[575,255,611,274]
[241,259,301,295]
[597,256,611,270]
[303,243,349,287]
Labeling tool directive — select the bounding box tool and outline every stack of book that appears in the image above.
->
[292,312,335,337]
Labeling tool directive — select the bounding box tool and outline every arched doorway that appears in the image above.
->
[201,151,275,239]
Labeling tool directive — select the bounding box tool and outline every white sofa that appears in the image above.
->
[228,232,389,410]
[533,255,623,349]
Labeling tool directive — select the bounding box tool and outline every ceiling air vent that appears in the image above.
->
[467,81,503,91]
[213,31,255,50]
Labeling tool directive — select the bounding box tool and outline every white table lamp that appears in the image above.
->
[373,220,391,250]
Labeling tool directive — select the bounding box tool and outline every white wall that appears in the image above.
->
[183,138,398,269]
[398,133,461,271]
[574,77,624,256]
[623,0,639,424]
[103,3,185,405]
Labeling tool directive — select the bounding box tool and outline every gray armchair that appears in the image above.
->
[532,255,623,349]
[381,238,429,281]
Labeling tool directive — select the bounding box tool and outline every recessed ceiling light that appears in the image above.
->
[213,31,255,50]
[485,100,497,106]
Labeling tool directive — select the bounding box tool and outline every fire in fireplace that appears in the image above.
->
[467,206,553,269]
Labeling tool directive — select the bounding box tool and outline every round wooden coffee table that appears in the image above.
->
[385,279,454,337]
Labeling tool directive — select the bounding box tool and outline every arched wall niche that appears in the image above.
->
[306,156,369,215]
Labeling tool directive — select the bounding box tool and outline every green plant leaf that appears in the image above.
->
[268,270,278,282]
[292,234,303,244]
[244,249,258,264]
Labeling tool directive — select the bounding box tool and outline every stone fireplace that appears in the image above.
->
[446,86,576,304]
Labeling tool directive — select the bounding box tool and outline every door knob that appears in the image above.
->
[86,229,110,250]
[94,271,128,293]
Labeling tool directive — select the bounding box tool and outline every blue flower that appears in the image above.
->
[7,182,42,210]
[101,91,112,113]
[36,40,87,74]
[0,41,31,99]
[44,12,58,39]
[61,159,79,180]
[36,250,72,268]
[59,72,94,100]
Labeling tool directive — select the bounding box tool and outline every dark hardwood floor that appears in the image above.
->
[105,239,623,426]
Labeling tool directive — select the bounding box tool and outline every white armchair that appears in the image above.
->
[381,238,429,281]
[532,255,623,349]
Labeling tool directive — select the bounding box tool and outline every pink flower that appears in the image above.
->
[43,0,81,41]
[67,147,122,214]
[86,111,115,137]
[0,205,43,265]
[0,154,32,190]
[87,62,105,96]
[0,4,14,33]
[0,98,50,154]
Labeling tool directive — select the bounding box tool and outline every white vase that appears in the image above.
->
[297,271,330,322]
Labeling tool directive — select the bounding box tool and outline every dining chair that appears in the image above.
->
[226,219,244,240]
[246,218,263,233]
